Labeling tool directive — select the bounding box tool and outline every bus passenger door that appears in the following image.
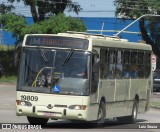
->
[89,51,100,120]
[90,52,100,103]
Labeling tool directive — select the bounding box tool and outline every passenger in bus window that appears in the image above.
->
[108,65,115,78]
[123,65,130,78]
[129,65,138,78]
[44,73,51,88]
[115,64,122,78]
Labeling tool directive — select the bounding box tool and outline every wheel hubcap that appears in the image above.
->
[133,105,137,119]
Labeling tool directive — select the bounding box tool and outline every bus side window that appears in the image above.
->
[100,49,109,79]
[137,52,145,78]
[123,51,130,78]
[144,52,151,78]
[100,50,105,78]
[130,51,138,78]
[115,50,123,79]
[108,50,116,79]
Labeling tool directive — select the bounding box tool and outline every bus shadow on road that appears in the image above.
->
[43,119,147,129]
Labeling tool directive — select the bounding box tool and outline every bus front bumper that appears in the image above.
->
[16,104,88,121]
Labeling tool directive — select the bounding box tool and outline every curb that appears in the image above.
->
[0,82,16,85]
[150,106,160,109]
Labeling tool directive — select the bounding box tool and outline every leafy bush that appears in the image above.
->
[0,50,17,76]
[1,13,86,43]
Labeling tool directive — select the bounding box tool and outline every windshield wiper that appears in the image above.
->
[62,49,74,66]
[37,46,48,62]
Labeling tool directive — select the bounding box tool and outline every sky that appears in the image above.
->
[0,0,115,17]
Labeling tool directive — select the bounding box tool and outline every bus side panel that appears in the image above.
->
[99,79,132,118]
[99,79,116,118]
[100,80,115,102]
[115,79,130,117]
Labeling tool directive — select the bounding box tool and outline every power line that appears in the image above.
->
[3,0,160,17]
[34,0,159,6]
[114,0,158,4]
[12,3,159,13]
[3,0,160,8]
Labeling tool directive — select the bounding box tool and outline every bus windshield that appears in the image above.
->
[17,48,91,96]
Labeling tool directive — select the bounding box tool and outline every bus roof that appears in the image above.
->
[24,32,152,51]
[92,39,152,51]
[58,32,152,51]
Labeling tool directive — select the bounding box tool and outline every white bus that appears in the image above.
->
[16,32,152,126]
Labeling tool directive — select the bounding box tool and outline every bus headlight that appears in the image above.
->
[16,100,32,107]
[68,105,87,110]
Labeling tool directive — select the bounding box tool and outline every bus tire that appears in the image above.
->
[27,116,49,126]
[96,101,106,127]
[117,99,138,124]
[127,99,138,123]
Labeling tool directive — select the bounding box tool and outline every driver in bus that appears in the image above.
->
[70,62,87,78]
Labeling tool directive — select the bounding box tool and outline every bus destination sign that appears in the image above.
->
[25,36,89,50]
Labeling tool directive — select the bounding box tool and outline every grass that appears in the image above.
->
[150,102,160,108]
[0,44,15,51]
[0,76,17,84]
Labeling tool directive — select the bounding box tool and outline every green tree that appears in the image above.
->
[114,0,160,58]
[0,2,14,14]
[0,13,86,43]
[21,13,86,35]
[8,0,82,23]
[0,13,27,43]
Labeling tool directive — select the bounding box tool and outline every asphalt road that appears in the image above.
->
[0,83,160,132]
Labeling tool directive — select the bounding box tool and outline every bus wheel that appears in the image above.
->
[117,99,138,124]
[127,99,138,123]
[96,101,106,127]
[27,116,49,126]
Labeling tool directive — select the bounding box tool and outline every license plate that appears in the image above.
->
[43,112,55,116]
